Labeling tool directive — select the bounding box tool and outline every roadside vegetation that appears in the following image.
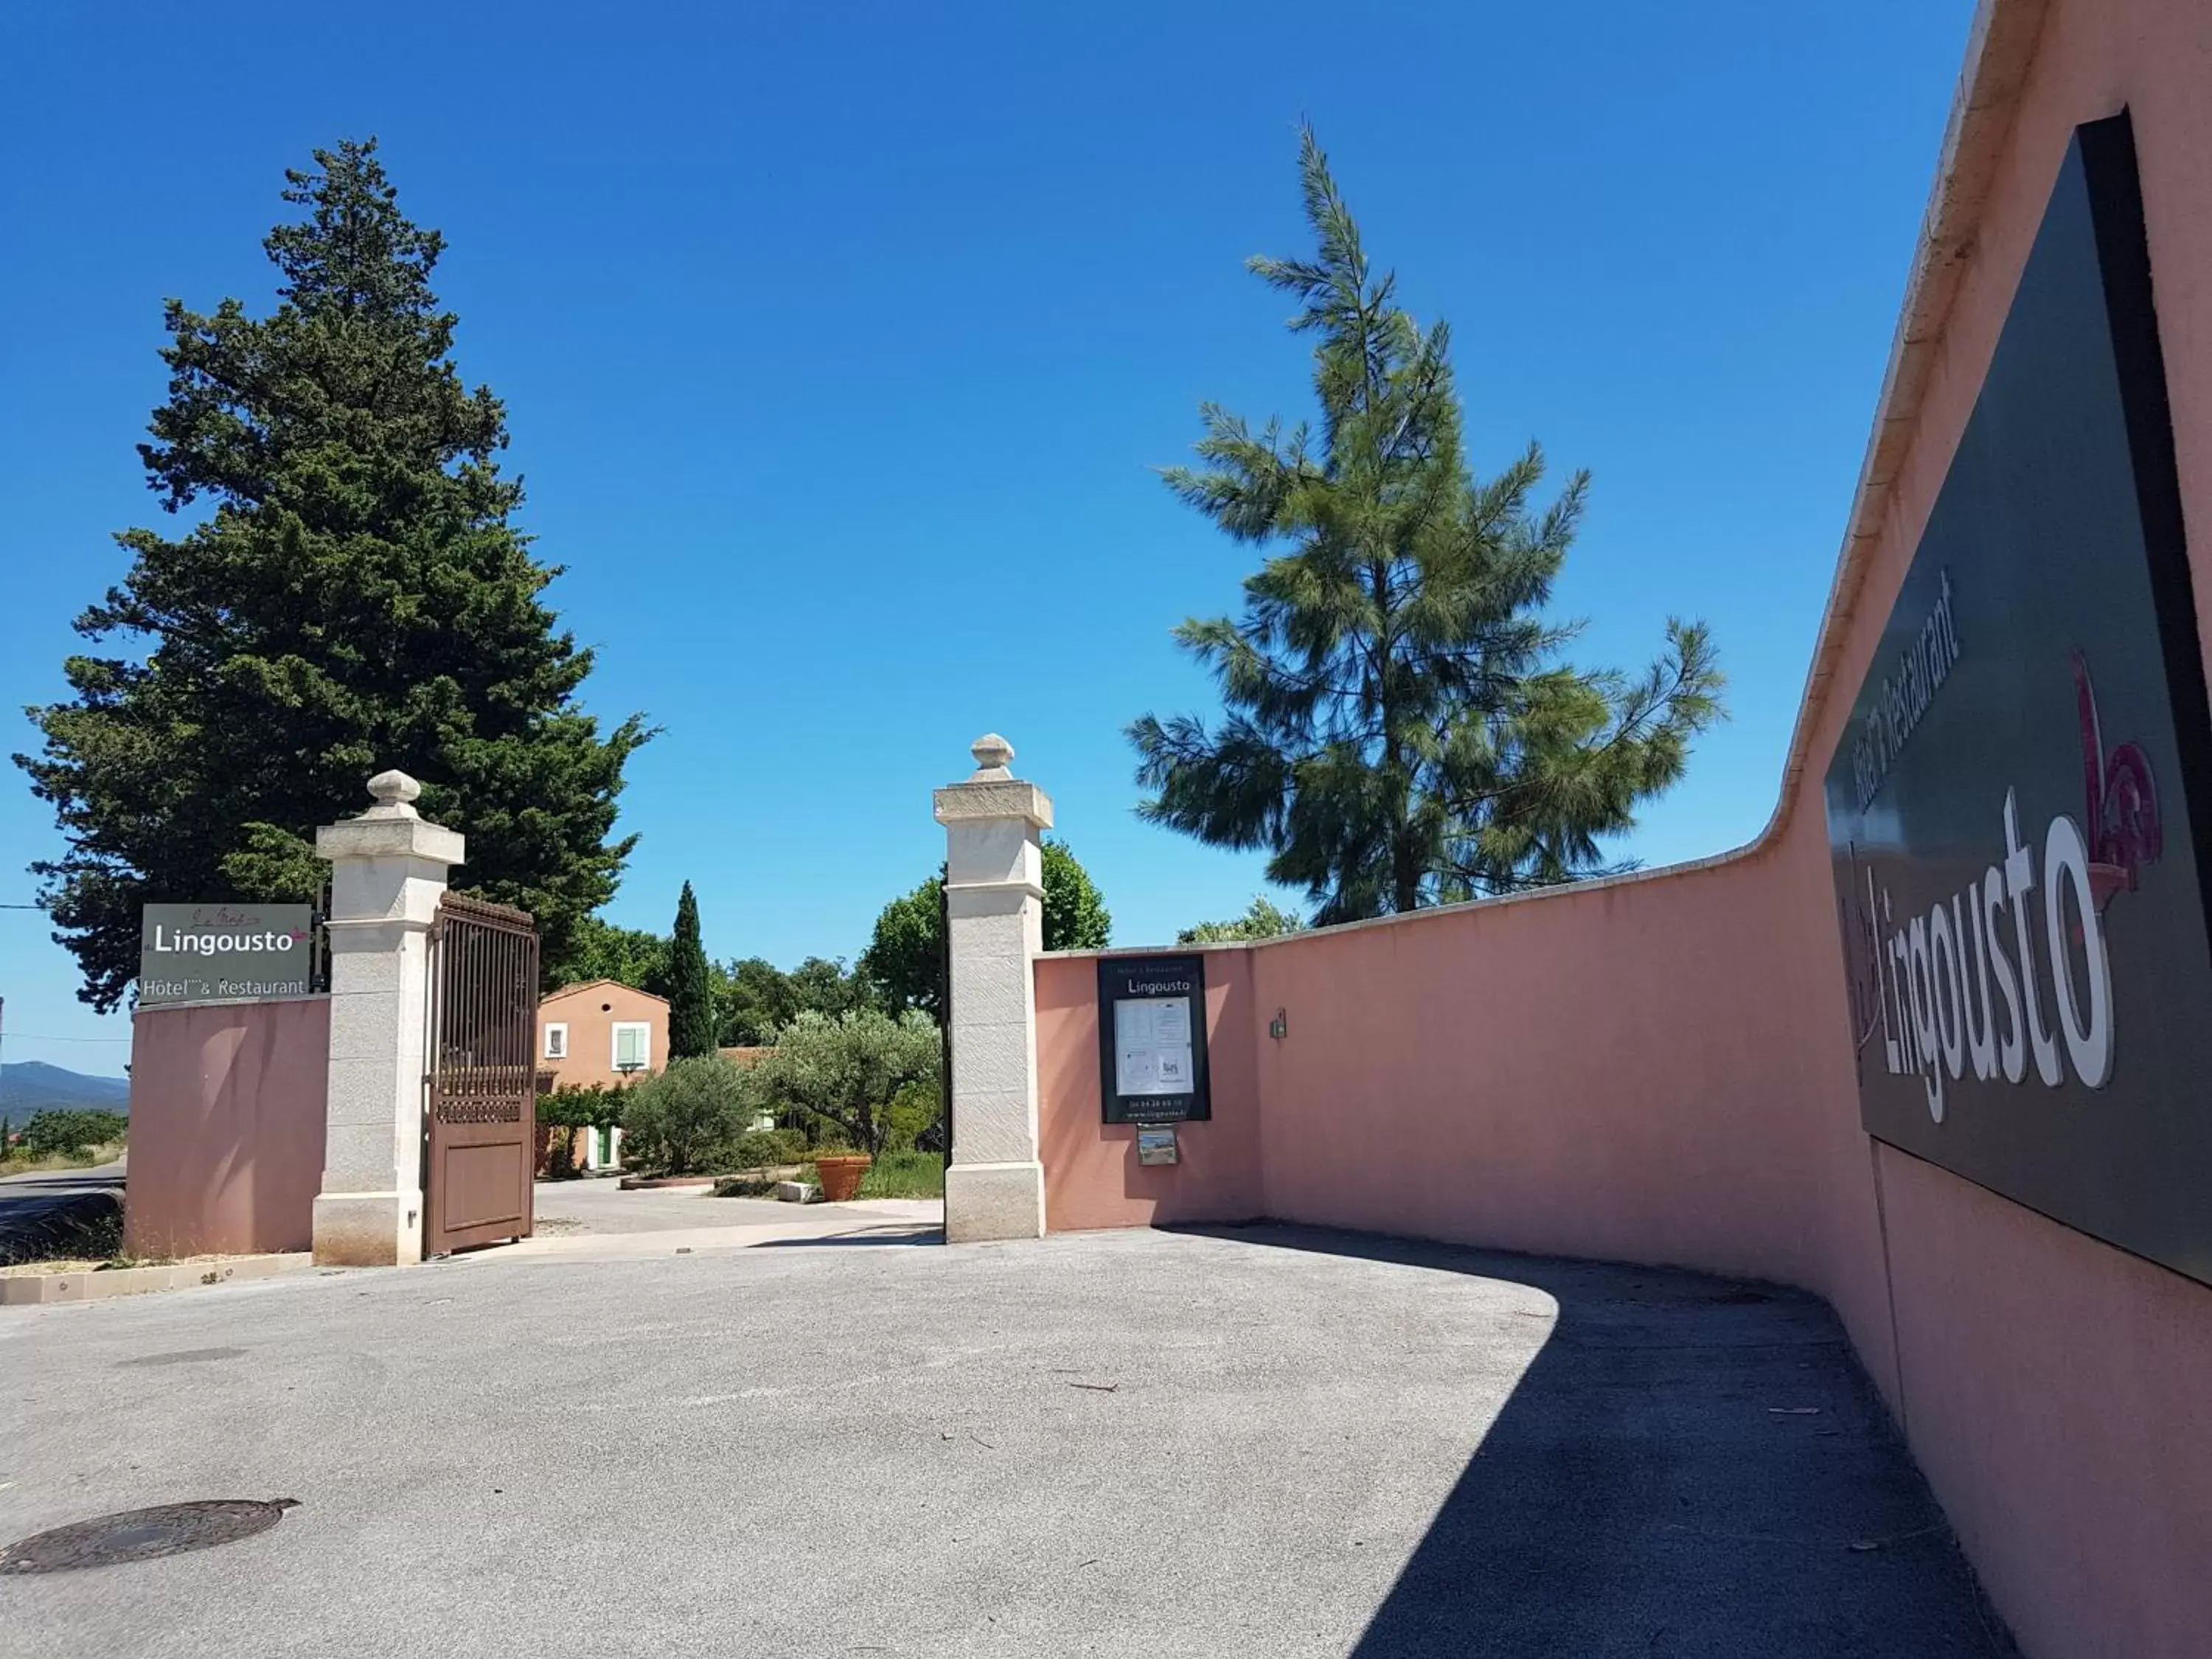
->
[0,1145,124,1180]
[0,1208,128,1273]
[0,1109,128,1179]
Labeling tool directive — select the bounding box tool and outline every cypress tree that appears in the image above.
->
[16,139,649,1009]
[1130,128,1725,922]
[666,882,717,1060]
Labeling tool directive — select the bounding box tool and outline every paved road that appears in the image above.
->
[0,1159,126,1212]
[531,1175,907,1235]
[518,1178,942,1261]
[0,1224,2012,1658]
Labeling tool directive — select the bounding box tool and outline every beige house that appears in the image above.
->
[539,980,667,1085]
[538,981,667,1171]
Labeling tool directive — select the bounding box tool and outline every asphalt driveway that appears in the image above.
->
[518,1177,941,1260]
[0,1224,2011,1658]
[0,1160,126,1212]
[529,1174,908,1235]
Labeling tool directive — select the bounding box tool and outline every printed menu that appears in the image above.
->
[1114,995,1195,1096]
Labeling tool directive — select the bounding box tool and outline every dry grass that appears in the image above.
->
[0,1141,124,1180]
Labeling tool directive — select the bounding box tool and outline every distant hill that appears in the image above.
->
[0,1062,130,1115]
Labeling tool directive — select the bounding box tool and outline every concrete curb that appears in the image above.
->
[0,1251,310,1307]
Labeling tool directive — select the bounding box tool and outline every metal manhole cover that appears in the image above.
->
[0,1499,298,1574]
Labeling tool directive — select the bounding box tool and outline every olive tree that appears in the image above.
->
[756,1009,942,1156]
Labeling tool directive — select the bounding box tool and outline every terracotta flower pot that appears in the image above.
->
[814,1154,872,1202]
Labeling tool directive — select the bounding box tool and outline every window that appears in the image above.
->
[543,1023,568,1060]
[612,1022,651,1073]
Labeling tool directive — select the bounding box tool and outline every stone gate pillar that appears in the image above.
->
[937,734,1050,1243]
[311,770,464,1267]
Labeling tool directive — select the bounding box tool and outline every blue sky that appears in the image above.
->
[0,1,1972,1075]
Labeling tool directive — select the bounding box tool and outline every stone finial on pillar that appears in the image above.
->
[310,770,465,1266]
[362,769,423,815]
[967,733,1015,779]
[936,733,1052,1242]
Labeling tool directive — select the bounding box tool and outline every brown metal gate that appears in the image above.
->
[424,892,540,1254]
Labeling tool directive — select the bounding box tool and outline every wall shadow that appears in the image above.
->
[1165,1222,2017,1659]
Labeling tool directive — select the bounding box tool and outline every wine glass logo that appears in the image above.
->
[2073,648,2161,914]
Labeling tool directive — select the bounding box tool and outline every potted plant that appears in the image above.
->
[813,1149,872,1203]
[751,1009,938,1201]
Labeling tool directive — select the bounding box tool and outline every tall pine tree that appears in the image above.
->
[1130,129,1724,922]
[665,882,716,1060]
[16,139,649,1009]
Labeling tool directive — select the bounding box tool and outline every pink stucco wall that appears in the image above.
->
[1035,838,1885,1344]
[1037,949,1263,1232]
[125,996,330,1259]
[1034,4,2212,1653]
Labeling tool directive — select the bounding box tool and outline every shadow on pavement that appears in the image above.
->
[1167,1222,2018,1659]
[0,1189,125,1265]
[750,1224,945,1249]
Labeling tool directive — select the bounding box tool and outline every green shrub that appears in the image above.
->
[731,1127,805,1169]
[882,1077,944,1154]
[619,1057,755,1175]
[537,1083,625,1130]
[857,1150,945,1200]
[21,1110,128,1157]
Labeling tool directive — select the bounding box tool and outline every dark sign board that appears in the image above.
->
[140,902,317,1006]
[1098,954,1211,1124]
[1823,114,2212,1287]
